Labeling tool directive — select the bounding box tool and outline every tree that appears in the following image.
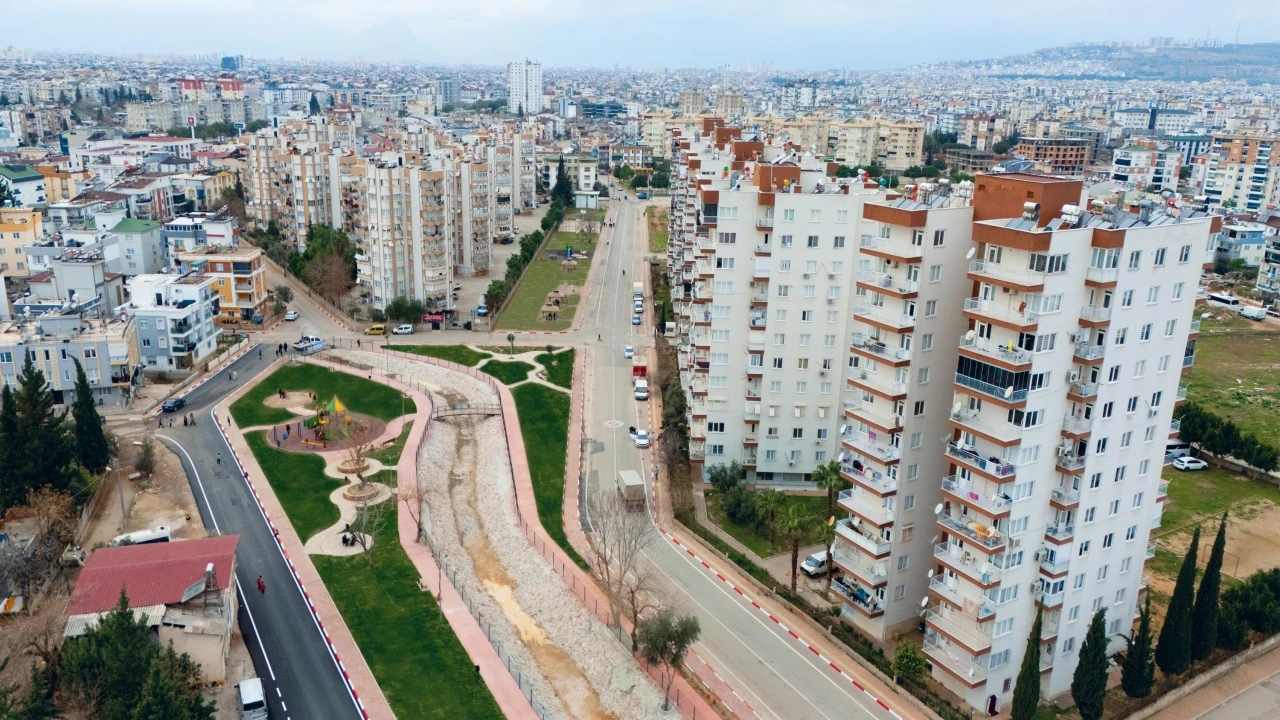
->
[810,459,842,521]
[1156,526,1200,676]
[399,476,430,543]
[305,249,354,305]
[2,356,74,510]
[0,384,19,510]
[309,93,321,116]
[776,504,814,593]
[349,497,390,567]
[72,360,111,472]
[620,564,663,653]
[754,488,783,545]
[636,610,701,711]
[1072,609,1108,720]
[20,662,57,720]
[706,461,741,493]
[586,489,654,631]
[1191,513,1228,663]
[484,280,507,311]
[1010,606,1044,720]
[136,436,157,478]
[630,174,650,189]
[1121,596,1156,699]
[61,590,159,720]
[384,297,425,325]
[891,641,926,686]
[650,172,670,189]
[993,131,1021,155]
[615,166,635,182]
[552,156,574,206]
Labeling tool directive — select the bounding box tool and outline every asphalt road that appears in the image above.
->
[157,347,362,720]
[583,199,896,720]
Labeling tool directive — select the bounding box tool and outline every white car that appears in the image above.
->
[284,310,300,321]
[634,430,651,448]
[391,324,414,335]
[1173,456,1207,471]
[624,346,634,359]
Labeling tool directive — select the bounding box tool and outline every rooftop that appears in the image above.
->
[111,218,161,234]
[0,164,43,182]
[67,535,239,616]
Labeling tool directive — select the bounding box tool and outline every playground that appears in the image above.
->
[260,392,390,454]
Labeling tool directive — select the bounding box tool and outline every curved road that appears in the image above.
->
[158,348,362,720]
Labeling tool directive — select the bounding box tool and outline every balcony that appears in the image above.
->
[848,368,909,399]
[1039,552,1070,575]
[756,215,774,229]
[1157,481,1169,501]
[1068,381,1099,399]
[1056,454,1086,472]
[934,543,1003,586]
[1073,343,1107,362]
[843,429,901,464]
[1176,385,1188,403]
[954,372,1028,403]
[925,604,993,653]
[1085,266,1119,285]
[959,334,1033,367]
[1170,418,1181,435]
[857,271,919,296]
[1079,306,1112,323]
[1050,487,1080,508]
[929,576,997,619]
[937,511,1007,551]
[1189,320,1201,334]
[942,476,1013,518]
[1184,354,1196,368]
[968,260,1045,290]
[850,334,912,363]
[832,548,888,587]
[945,443,1018,479]
[838,488,895,526]
[853,303,916,332]
[831,575,883,616]
[749,312,767,328]
[1038,588,1066,608]
[923,635,987,686]
[840,462,898,494]
[836,517,892,556]
[860,234,922,260]
[1061,415,1093,435]
[963,297,1039,328]
[1045,524,1075,542]
[1146,543,1157,560]
[754,243,771,255]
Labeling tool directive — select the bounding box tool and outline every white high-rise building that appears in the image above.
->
[506,60,544,116]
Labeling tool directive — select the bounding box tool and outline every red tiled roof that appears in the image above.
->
[68,535,239,615]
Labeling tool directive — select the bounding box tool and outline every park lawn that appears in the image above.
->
[231,363,415,427]
[368,422,413,465]
[646,207,669,253]
[535,348,575,389]
[386,344,491,367]
[480,359,534,385]
[511,383,588,570]
[1183,329,1280,447]
[312,497,503,720]
[498,228,598,331]
[1158,465,1280,534]
[704,491,833,557]
[244,432,340,543]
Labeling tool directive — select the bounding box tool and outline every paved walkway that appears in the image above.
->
[1150,641,1280,720]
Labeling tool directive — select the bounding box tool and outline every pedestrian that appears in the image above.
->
[216,453,221,465]
[259,349,263,360]
[158,417,163,428]
[183,415,188,427]
[357,339,361,348]
[257,576,266,594]
[168,417,173,428]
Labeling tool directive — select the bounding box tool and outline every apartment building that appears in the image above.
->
[175,245,268,324]
[828,121,925,172]
[0,309,139,405]
[678,89,705,116]
[124,273,221,371]
[506,60,544,115]
[0,164,46,206]
[715,91,745,120]
[1111,141,1182,192]
[0,206,39,277]
[1014,138,1090,177]
[161,209,239,265]
[111,218,164,277]
[921,174,1216,715]
[1202,131,1280,212]
[539,154,597,192]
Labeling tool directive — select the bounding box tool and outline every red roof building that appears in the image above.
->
[68,534,239,615]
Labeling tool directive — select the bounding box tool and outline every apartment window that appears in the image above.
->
[1121,290,1134,307]
[1133,360,1145,378]
[792,428,804,439]
[897,555,910,571]
[1092,597,1103,612]
[1179,245,1191,263]
[806,235,819,248]
[924,300,937,317]
[1035,334,1057,352]
[782,209,795,222]
[921,333,933,350]
[815,451,827,462]
[801,310,813,322]
[917,367,930,384]
[1109,499,1121,516]
[827,286,840,300]
[1157,355,1170,372]
[931,229,945,246]
[1138,459,1150,475]
[1101,402,1114,419]
[717,232,737,245]
[1140,323,1152,341]
[894,585,906,600]
[835,210,849,224]
[826,311,839,323]
[1164,319,1176,337]
[715,257,735,269]
[799,334,811,346]
[710,376,729,389]
[823,334,836,347]
[1115,328,1127,346]
[1097,566,1109,581]
[1143,425,1156,442]
[773,333,786,345]
[1063,637,1077,654]
[1121,557,1133,573]
[712,330,731,342]
[1128,250,1142,269]
[1115,588,1126,605]
[708,422,726,433]
[909,432,922,449]
[1132,492,1144,507]
[1095,437,1108,454]
[906,465,919,481]
[1068,606,1080,623]
[1147,286,1159,304]
[1120,431,1132,449]
[903,495,915,510]
[1029,253,1069,273]
[1009,516,1029,535]
[1084,507,1096,523]
[710,353,729,365]
[809,210,821,222]
[709,445,724,456]
[769,381,782,392]
[795,382,807,393]
[779,260,792,272]
[765,450,777,461]
[831,260,844,274]
[1125,525,1137,541]
[1151,390,1163,408]
[1172,282,1184,300]
[712,304,732,318]
[994,618,1015,638]
[1154,247,1167,266]
[1030,371,1051,391]
[1073,574,1085,590]
[714,281,733,293]
[772,357,784,369]
[797,358,809,370]
[780,235,793,247]
[1103,533,1114,548]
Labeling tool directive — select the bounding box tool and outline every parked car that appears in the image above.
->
[392,324,414,335]
[1173,456,1208,471]
[161,397,186,413]
[1239,306,1267,321]
[284,310,300,321]
[634,430,651,448]
[800,550,838,578]
[631,314,641,326]
[623,345,635,359]
[364,324,386,335]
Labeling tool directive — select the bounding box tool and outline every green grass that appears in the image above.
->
[704,491,833,557]
[230,363,415,427]
[244,432,341,542]
[1159,465,1280,534]
[385,344,490,367]
[368,421,413,466]
[366,469,397,486]
[479,359,534,385]
[313,497,503,720]
[535,349,575,389]
[1183,328,1280,447]
[498,227,598,331]
[647,207,669,253]
[511,383,588,570]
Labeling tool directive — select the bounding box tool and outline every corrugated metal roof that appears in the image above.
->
[67,535,238,616]
[64,605,166,638]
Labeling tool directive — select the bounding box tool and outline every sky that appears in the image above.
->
[7,0,1278,70]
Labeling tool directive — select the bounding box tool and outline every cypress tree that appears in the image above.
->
[72,360,111,472]
[9,356,74,500]
[0,383,18,511]
[1121,596,1156,698]
[1156,527,1200,676]
[21,663,58,720]
[1191,513,1228,662]
[1010,606,1044,720]
[1072,609,1109,720]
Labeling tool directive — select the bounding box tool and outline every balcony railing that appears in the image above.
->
[1062,415,1093,434]
[1086,266,1119,284]
[1056,454,1086,472]
[1038,588,1066,607]
[1045,524,1075,542]
[1183,354,1196,368]
[955,372,1028,402]
[946,443,1018,478]
[1079,306,1112,322]
[1176,385,1188,401]
[969,260,1044,288]
[938,512,1006,549]
[1145,543,1157,560]
[843,429,901,463]
[1157,481,1169,499]
[923,635,988,683]
[847,368,909,399]
[1069,381,1098,398]
[861,235,923,259]
[928,576,997,619]
[963,296,1039,326]
[851,334,912,361]
[934,543,1004,585]
[1050,487,1080,506]
[1073,344,1107,361]
[1189,320,1201,333]
[959,334,1033,365]
[858,271,919,294]
[749,314,767,328]
[838,488,895,525]
[1039,553,1070,574]
[1170,418,1182,434]
[832,548,888,585]
[941,476,1012,517]
[831,575,883,615]
[853,303,915,331]
[925,604,993,652]
[836,518,892,556]
[840,463,898,493]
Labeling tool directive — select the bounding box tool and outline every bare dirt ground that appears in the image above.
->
[213,628,256,719]
[1160,500,1280,582]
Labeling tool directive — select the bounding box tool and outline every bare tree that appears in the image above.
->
[620,563,665,652]
[349,498,390,567]
[0,488,77,602]
[306,249,353,306]
[339,417,378,488]
[399,478,430,543]
[135,436,157,478]
[586,489,655,629]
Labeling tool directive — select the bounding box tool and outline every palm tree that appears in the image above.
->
[817,520,837,596]
[811,459,844,521]
[777,504,815,593]
[755,488,784,548]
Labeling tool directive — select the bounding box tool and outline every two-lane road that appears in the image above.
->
[158,349,362,720]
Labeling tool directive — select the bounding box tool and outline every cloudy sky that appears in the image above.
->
[7,0,1276,69]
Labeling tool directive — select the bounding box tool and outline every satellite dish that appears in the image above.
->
[965,247,976,259]
[1004,386,1014,399]
[952,401,963,415]
[827,516,835,526]
[840,424,848,434]
[965,329,976,341]
[920,597,929,608]
[927,569,935,579]
[930,535,939,544]
[934,503,944,515]
[838,452,847,463]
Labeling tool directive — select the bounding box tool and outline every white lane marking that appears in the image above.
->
[235,577,278,682]
[690,640,775,720]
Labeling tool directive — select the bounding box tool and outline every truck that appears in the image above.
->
[632,282,643,302]
[292,335,325,355]
[632,358,648,400]
[616,470,646,511]
[1239,305,1267,321]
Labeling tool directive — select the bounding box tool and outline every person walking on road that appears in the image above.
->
[256,576,266,594]
[216,453,222,466]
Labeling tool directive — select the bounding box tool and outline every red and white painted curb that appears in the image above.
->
[151,342,261,417]
[212,411,371,720]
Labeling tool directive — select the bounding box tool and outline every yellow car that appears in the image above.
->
[364,324,386,336]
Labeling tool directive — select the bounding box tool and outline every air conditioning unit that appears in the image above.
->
[788,460,797,466]
[1071,331,1088,343]
[819,370,827,377]
[1002,286,1012,293]
[803,273,811,279]
[815,440,823,446]
[828,273,835,279]
[1066,370,1081,383]
[827,298,835,304]
[748,280,755,287]
[1148,408,1160,417]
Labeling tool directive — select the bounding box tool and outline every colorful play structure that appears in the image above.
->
[303,397,356,438]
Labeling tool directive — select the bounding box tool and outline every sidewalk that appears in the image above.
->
[1147,639,1280,720]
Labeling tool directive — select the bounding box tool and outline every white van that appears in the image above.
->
[1166,441,1193,459]
[800,550,837,577]
[634,377,649,401]
[236,678,268,719]
[1239,305,1267,321]
[109,526,171,547]
[1208,292,1240,307]
[292,335,325,355]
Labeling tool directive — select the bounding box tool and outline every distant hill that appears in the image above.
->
[957,42,1280,85]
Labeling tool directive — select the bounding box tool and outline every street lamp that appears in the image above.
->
[507,332,515,355]
[106,464,125,531]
